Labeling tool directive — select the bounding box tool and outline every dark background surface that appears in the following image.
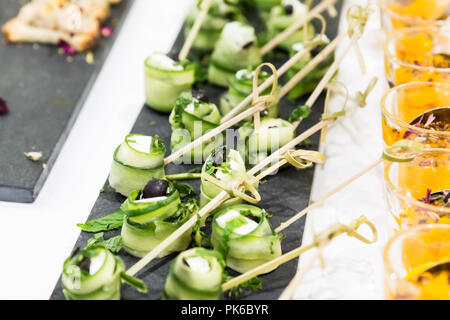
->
[0,0,134,202]
[51,1,342,300]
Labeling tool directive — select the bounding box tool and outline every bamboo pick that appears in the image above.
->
[178,0,213,61]
[126,190,230,277]
[278,33,345,99]
[221,215,377,291]
[290,32,362,130]
[260,0,337,55]
[275,158,383,233]
[278,247,324,300]
[164,38,324,165]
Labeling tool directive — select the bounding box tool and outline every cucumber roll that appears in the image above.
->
[109,134,166,197]
[267,0,315,51]
[200,147,258,210]
[62,246,146,300]
[144,53,196,112]
[212,204,282,273]
[220,67,279,121]
[239,117,295,155]
[121,180,194,258]
[163,248,226,300]
[285,41,333,100]
[208,21,262,87]
[169,91,223,162]
[184,0,246,51]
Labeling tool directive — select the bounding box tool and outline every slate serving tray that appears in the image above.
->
[0,0,135,203]
[51,1,342,300]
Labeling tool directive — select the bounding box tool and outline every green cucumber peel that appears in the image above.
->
[120,272,147,293]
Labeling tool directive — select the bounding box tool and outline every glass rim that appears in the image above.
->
[384,26,450,73]
[383,224,450,279]
[384,153,450,216]
[378,0,449,27]
[381,82,450,138]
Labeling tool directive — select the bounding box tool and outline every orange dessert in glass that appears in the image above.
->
[381,82,450,149]
[384,225,450,299]
[384,148,450,227]
[379,0,449,30]
[384,26,450,86]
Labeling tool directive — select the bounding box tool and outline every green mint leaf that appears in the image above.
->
[77,210,125,233]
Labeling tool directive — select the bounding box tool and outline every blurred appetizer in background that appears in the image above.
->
[2,0,122,52]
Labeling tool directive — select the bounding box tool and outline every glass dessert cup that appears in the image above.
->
[384,26,450,86]
[384,148,450,228]
[379,0,450,31]
[381,82,450,148]
[384,224,450,299]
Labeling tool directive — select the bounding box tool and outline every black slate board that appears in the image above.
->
[51,1,342,300]
[0,0,135,203]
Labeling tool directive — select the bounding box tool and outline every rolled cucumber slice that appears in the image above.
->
[116,134,165,169]
[184,0,246,51]
[220,68,280,121]
[61,246,147,300]
[109,134,166,197]
[62,246,145,300]
[144,53,196,113]
[201,147,258,201]
[169,92,223,162]
[267,0,315,51]
[239,117,295,153]
[120,188,194,258]
[211,204,282,273]
[209,22,262,87]
[163,248,225,300]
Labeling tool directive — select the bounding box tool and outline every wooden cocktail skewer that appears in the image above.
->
[275,158,382,233]
[222,33,339,123]
[277,246,324,300]
[260,0,337,55]
[178,0,213,61]
[221,215,378,291]
[274,137,421,233]
[164,35,326,166]
[126,119,334,277]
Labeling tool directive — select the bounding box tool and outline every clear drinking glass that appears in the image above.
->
[384,26,450,86]
[384,224,450,299]
[381,82,450,148]
[384,148,450,228]
[379,0,449,31]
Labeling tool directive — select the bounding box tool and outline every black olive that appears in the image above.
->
[141,178,169,198]
[445,192,450,204]
[78,256,91,272]
[224,11,234,20]
[242,41,254,50]
[70,247,80,259]
[192,90,209,103]
[284,4,293,15]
